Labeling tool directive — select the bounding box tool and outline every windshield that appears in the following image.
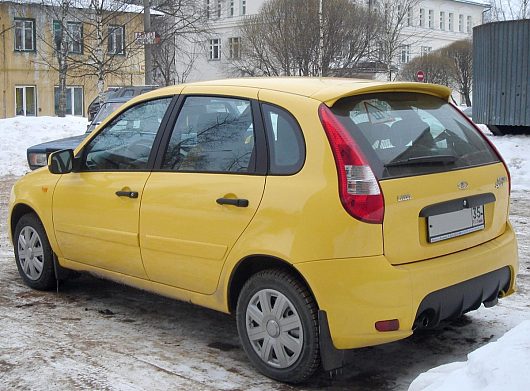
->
[330,93,499,179]
[88,102,126,133]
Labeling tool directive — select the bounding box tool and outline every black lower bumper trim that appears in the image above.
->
[414,266,511,329]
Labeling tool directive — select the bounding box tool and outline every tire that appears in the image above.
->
[14,213,56,291]
[236,269,320,384]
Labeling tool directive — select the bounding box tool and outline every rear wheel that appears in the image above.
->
[236,269,320,383]
[14,214,56,290]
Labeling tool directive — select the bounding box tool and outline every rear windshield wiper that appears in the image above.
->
[384,154,457,167]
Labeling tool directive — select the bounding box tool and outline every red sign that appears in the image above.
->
[416,70,425,82]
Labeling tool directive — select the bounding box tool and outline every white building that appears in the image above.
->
[182,0,488,82]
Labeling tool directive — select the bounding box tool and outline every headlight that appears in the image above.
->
[28,152,48,167]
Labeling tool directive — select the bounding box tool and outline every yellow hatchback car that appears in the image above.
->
[8,78,518,383]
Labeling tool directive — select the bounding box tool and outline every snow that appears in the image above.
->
[409,320,530,391]
[0,116,87,176]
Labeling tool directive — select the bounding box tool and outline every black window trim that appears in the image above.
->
[152,94,268,176]
[258,101,306,176]
[74,94,179,173]
[14,17,36,52]
[53,20,84,55]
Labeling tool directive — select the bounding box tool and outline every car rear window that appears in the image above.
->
[330,92,500,179]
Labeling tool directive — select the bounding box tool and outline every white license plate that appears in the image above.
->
[427,205,485,243]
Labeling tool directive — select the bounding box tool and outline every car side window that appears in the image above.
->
[83,97,172,171]
[261,103,305,175]
[161,96,256,173]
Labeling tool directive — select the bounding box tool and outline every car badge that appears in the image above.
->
[397,194,412,202]
[495,176,508,188]
[457,181,468,190]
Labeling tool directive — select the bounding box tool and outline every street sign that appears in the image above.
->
[135,31,160,45]
[416,70,425,82]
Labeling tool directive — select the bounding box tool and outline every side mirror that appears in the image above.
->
[48,149,74,174]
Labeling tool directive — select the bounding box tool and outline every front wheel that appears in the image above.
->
[236,269,320,383]
[14,213,56,290]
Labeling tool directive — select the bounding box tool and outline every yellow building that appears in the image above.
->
[0,0,146,119]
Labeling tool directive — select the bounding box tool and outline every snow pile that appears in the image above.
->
[409,320,530,391]
[0,116,87,176]
[476,123,530,191]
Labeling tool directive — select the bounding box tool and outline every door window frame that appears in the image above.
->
[153,94,268,176]
[75,95,179,172]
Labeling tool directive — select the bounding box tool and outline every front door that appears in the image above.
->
[53,97,173,278]
[140,94,266,294]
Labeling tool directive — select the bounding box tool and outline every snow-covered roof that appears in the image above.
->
[0,0,163,15]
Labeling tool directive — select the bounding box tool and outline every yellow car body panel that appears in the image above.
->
[296,223,517,349]
[381,163,510,265]
[52,172,150,278]
[8,77,518,354]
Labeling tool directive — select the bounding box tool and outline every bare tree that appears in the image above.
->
[399,52,454,86]
[488,0,529,21]
[442,39,473,106]
[62,0,146,100]
[374,0,421,81]
[150,0,207,86]
[229,0,383,77]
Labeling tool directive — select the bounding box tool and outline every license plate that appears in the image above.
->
[427,205,485,243]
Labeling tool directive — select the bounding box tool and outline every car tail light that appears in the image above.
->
[318,104,384,224]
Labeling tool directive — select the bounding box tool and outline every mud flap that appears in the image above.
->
[318,310,345,371]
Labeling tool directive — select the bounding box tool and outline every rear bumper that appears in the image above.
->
[296,222,518,350]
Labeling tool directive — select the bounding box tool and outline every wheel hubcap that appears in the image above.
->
[17,226,44,281]
[246,289,303,369]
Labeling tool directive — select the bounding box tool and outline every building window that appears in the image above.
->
[228,37,241,59]
[14,18,35,51]
[53,21,83,54]
[216,0,222,18]
[459,14,464,32]
[209,38,221,60]
[15,86,36,116]
[421,46,432,57]
[440,11,445,30]
[449,13,454,31]
[407,7,412,27]
[467,16,472,33]
[419,9,425,27]
[428,9,434,29]
[108,25,125,55]
[400,45,410,64]
[54,86,83,116]
[229,0,235,16]
[241,0,246,15]
[206,0,211,19]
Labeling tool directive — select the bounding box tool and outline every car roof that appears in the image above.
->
[143,77,452,106]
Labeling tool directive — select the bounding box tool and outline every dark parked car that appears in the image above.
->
[87,85,158,121]
[27,97,130,170]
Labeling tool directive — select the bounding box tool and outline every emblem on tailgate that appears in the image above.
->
[457,181,469,190]
[495,176,508,188]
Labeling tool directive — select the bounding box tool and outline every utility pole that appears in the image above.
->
[318,0,323,77]
[143,0,152,85]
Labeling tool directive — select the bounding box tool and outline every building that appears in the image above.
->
[0,0,147,119]
[182,0,487,82]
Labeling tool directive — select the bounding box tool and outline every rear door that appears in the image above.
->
[139,90,266,294]
[330,92,509,265]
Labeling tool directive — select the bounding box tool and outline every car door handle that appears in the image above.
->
[216,198,249,207]
[115,190,139,199]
